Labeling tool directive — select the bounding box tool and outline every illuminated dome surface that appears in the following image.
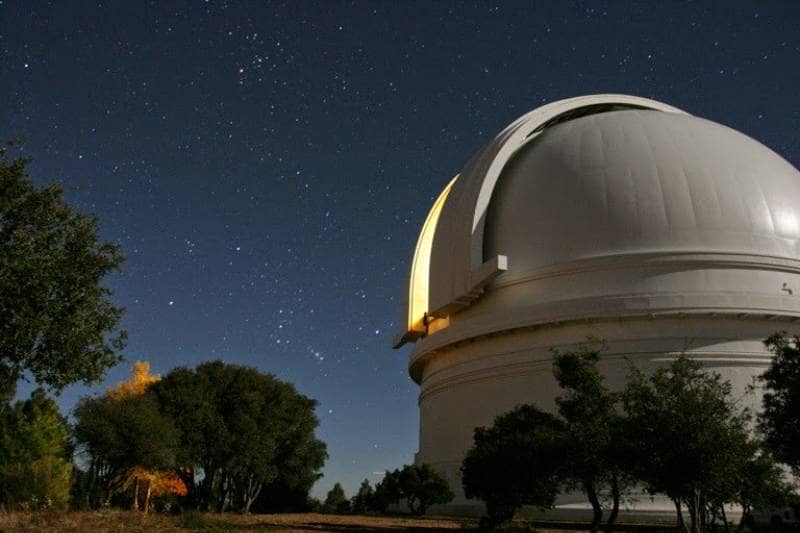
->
[485,110,800,269]
[396,95,800,514]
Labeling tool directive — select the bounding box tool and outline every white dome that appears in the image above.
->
[485,109,800,273]
[397,94,800,365]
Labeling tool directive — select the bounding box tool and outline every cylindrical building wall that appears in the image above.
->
[414,316,778,507]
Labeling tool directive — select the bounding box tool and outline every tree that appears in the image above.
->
[461,405,567,527]
[107,361,160,400]
[104,361,184,512]
[323,482,350,514]
[760,332,800,474]
[252,469,324,513]
[397,464,454,515]
[73,361,183,511]
[351,479,374,514]
[149,361,327,513]
[73,391,179,508]
[552,343,629,533]
[0,389,72,510]
[736,452,793,531]
[372,469,402,513]
[0,144,126,398]
[622,356,755,533]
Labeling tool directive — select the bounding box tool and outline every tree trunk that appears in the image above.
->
[689,490,700,533]
[177,466,195,498]
[674,499,687,532]
[720,504,730,533]
[220,475,231,513]
[199,464,216,511]
[244,480,263,514]
[699,493,707,531]
[144,480,152,513]
[584,479,603,533]
[242,474,254,512]
[604,473,620,533]
[737,505,750,533]
[132,476,139,511]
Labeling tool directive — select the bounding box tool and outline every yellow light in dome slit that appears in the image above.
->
[407,175,458,335]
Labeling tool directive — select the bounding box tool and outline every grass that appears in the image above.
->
[0,511,475,532]
[0,510,681,532]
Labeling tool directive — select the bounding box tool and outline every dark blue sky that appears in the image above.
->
[4,1,800,498]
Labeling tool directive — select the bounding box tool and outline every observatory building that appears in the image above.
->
[394,94,800,510]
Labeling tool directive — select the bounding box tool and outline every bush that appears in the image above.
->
[323,482,350,514]
[350,479,374,514]
[461,405,566,527]
[398,464,454,515]
[0,389,73,510]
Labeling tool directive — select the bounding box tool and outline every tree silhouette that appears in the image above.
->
[0,143,125,398]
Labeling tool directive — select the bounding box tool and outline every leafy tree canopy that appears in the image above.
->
[350,479,374,514]
[323,482,350,514]
[0,389,72,510]
[0,143,126,397]
[552,342,629,533]
[73,389,180,506]
[149,361,327,513]
[73,361,183,511]
[461,404,566,526]
[761,332,800,475]
[622,355,756,533]
[397,463,454,515]
[372,468,402,513]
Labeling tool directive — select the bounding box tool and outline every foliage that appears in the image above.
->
[461,405,566,526]
[125,467,188,512]
[0,143,126,398]
[736,451,793,529]
[251,472,322,513]
[100,361,183,512]
[323,482,350,514]
[760,332,800,475]
[149,361,327,513]
[622,355,756,533]
[552,342,629,533]
[370,465,453,515]
[73,390,179,508]
[107,361,160,401]
[397,464,454,515]
[372,469,402,513]
[0,389,72,510]
[350,479,375,514]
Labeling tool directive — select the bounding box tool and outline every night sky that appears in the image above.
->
[4,1,800,498]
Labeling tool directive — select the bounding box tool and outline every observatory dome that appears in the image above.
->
[396,94,800,513]
[484,109,800,272]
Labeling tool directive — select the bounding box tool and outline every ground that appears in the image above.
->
[0,511,684,532]
[0,512,467,532]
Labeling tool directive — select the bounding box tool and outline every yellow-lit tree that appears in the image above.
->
[108,361,186,511]
[107,361,160,400]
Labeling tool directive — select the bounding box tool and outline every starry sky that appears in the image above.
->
[3,1,800,499]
